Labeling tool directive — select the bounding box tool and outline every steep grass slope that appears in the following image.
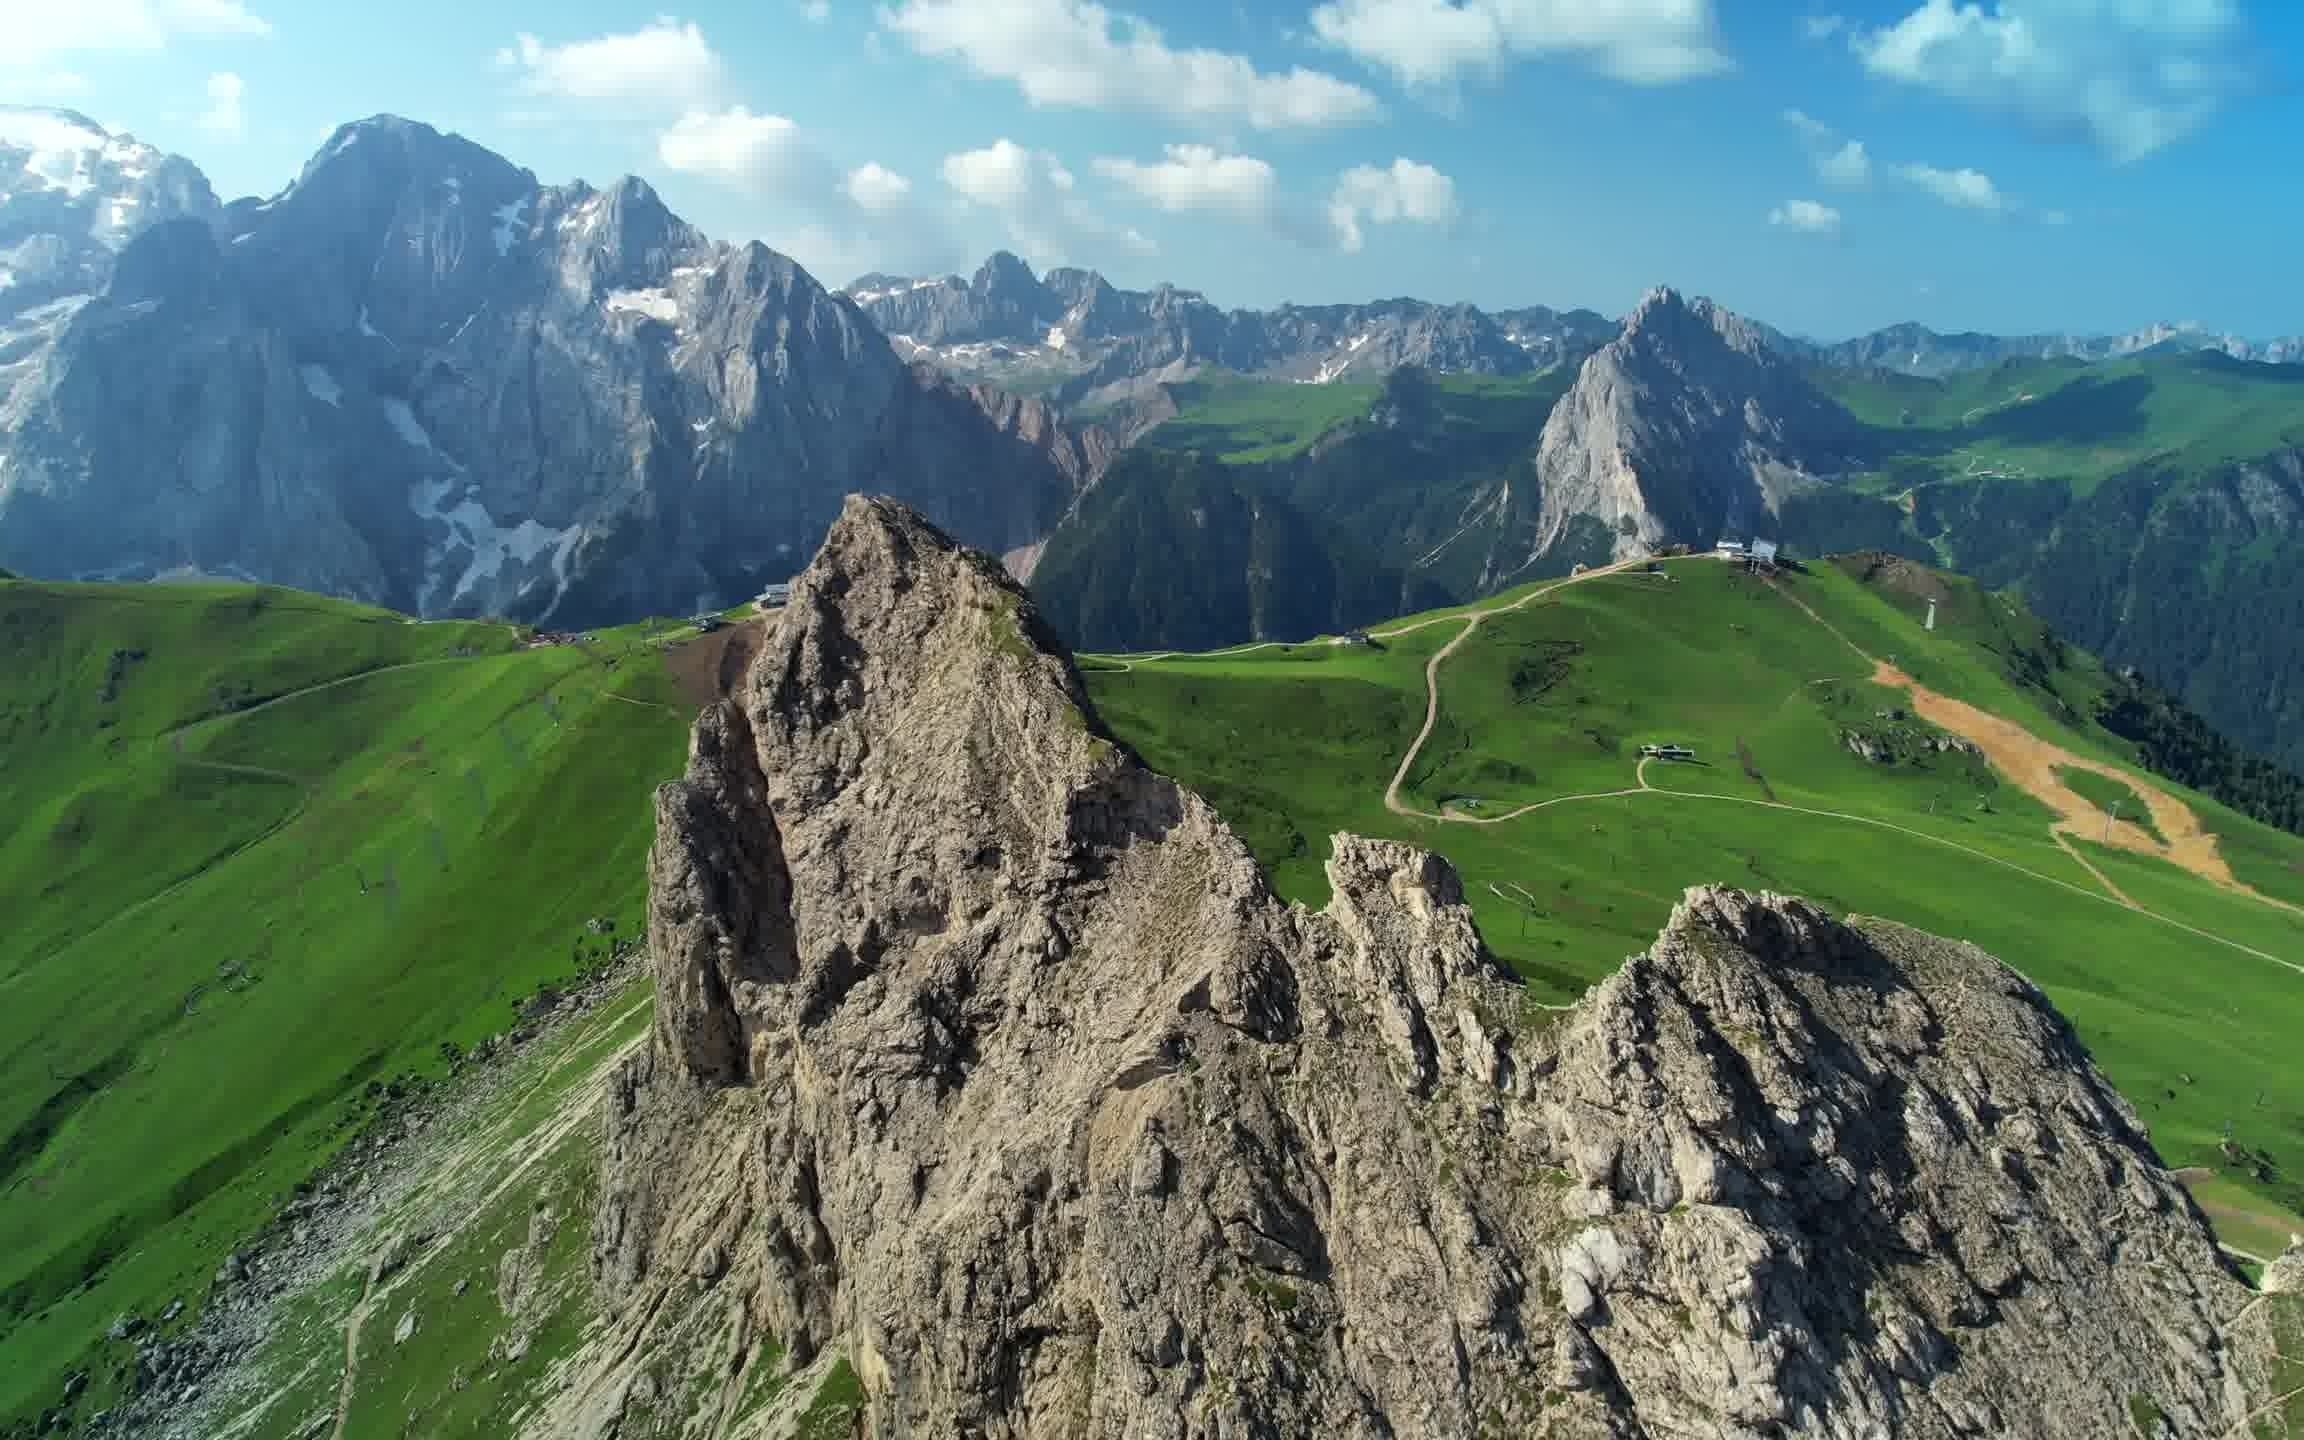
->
[1039,367,1576,649]
[0,580,693,1426]
[1083,555,2304,1249]
[1800,351,2304,771]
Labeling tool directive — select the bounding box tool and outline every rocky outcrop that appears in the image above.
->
[1518,286,1864,572]
[579,494,2264,1438]
[2265,1241,2304,1295]
[0,115,1106,622]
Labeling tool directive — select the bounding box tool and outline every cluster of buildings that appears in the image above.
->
[1712,537,1782,570]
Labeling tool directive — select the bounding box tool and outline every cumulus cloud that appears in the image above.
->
[497,18,725,104]
[942,139,1049,208]
[1092,144,1278,220]
[942,138,1153,264]
[1086,146,1453,253]
[657,109,954,278]
[1327,157,1458,252]
[198,70,245,137]
[8,0,267,65]
[658,106,808,184]
[1768,198,1841,232]
[1305,0,1730,88]
[1896,161,2004,210]
[1853,0,2252,161]
[843,161,912,212]
[1782,109,1871,186]
[881,0,1380,129]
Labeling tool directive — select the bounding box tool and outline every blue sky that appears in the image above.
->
[6,0,2299,339]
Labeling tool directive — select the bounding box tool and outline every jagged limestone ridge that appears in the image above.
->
[570,494,2265,1439]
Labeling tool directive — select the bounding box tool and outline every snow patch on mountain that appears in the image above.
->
[492,197,528,257]
[382,397,438,455]
[605,288,678,323]
[298,364,343,407]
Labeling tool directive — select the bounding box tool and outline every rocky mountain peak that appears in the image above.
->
[972,248,1039,295]
[0,107,219,417]
[108,215,228,305]
[0,120,1103,623]
[577,498,2265,1439]
[1521,283,1861,568]
[1619,283,1770,358]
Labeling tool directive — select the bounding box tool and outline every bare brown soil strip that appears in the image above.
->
[1876,657,2243,886]
[1769,578,2301,915]
[660,616,769,708]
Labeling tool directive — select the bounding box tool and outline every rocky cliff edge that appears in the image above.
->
[574,494,2268,1438]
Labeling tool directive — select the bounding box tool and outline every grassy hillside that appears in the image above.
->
[1040,366,1574,650]
[1821,351,2304,494]
[1087,351,2304,780]
[1083,554,2304,1254]
[0,580,695,1426]
[1140,372,1383,463]
[1137,365,1569,468]
[1796,351,2304,772]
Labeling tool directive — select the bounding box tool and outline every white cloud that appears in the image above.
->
[1305,0,1730,88]
[6,0,268,63]
[658,106,808,184]
[1896,161,2004,210]
[1818,139,1871,185]
[1803,13,1846,40]
[941,139,1042,208]
[1092,144,1277,219]
[843,161,912,212]
[801,0,831,17]
[881,0,1381,129]
[497,18,724,104]
[1782,109,1871,186]
[1782,107,1831,142]
[1327,157,1458,252]
[941,138,1153,264]
[198,70,245,137]
[1853,0,2250,161]
[1768,198,1842,232]
[658,110,956,281]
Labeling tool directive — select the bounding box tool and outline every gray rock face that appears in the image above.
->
[1521,286,1864,568]
[845,252,1607,405]
[0,117,1105,622]
[582,493,2265,1438]
[2265,1241,2304,1295]
[0,108,218,416]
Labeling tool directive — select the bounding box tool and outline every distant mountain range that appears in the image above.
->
[847,252,2304,401]
[0,108,1104,623]
[844,251,1613,408]
[1792,320,2304,376]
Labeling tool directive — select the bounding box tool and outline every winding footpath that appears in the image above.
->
[1379,558,1652,816]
